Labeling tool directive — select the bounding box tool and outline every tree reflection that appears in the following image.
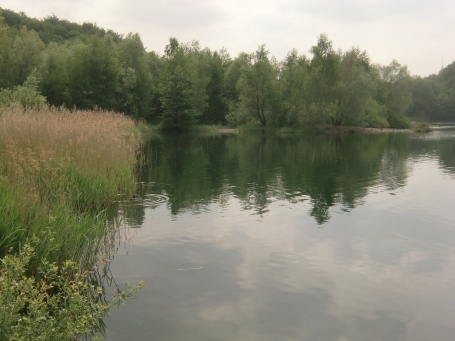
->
[117,131,454,226]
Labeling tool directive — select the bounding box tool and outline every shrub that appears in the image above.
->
[388,114,411,129]
[0,239,144,340]
[0,73,48,109]
[412,121,432,133]
[365,98,389,128]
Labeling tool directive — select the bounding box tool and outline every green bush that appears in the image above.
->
[0,73,48,109]
[388,114,411,129]
[412,121,432,133]
[364,99,389,128]
[0,239,143,340]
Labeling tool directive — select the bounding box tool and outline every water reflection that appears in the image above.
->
[104,129,455,341]
[124,133,419,225]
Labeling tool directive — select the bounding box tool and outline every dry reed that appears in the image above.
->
[0,106,139,266]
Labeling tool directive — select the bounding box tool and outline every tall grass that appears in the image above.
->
[0,106,139,270]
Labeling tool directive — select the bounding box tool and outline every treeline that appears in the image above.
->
[407,62,455,122]
[1,8,454,129]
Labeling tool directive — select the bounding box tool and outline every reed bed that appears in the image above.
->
[0,106,139,269]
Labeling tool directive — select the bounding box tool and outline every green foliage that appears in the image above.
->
[365,98,389,128]
[388,114,411,129]
[0,240,143,340]
[0,8,122,44]
[0,15,14,89]
[201,50,228,124]
[2,7,449,128]
[334,48,374,126]
[69,35,120,110]
[38,42,71,106]
[159,64,199,130]
[0,73,48,108]
[234,45,280,126]
[11,26,44,86]
[117,33,153,118]
[307,33,340,124]
[408,62,455,122]
[411,121,432,133]
[374,60,412,127]
[280,49,309,126]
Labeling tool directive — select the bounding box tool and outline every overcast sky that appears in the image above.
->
[2,0,454,76]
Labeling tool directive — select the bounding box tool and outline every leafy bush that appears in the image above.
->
[388,113,411,129]
[411,121,432,133]
[0,239,143,340]
[364,98,389,128]
[0,73,48,109]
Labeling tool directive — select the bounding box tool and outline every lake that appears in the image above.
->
[103,127,455,341]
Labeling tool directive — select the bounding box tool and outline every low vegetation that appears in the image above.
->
[411,121,432,133]
[0,239,143,341]
[0,105,141,338]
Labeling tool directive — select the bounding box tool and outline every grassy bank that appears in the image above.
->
[0,106,139,268]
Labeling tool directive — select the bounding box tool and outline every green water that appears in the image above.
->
[104,127,455,341]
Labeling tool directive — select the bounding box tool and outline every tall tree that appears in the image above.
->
[69,35,120,110]
[224,52,249,125]
[159,38,200,130]
[235,45,279,126]
[280,49,310,126]
[331,48,374,126]
[159,64,198,130]
[38,42,71,106]
[308,33,340,124]
[11,26,44,86]
[117,33,152,118]
[200,51,228,124]
[0,15,14,89]
[374,60,412,128]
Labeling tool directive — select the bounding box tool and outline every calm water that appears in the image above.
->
[104,127,455,341]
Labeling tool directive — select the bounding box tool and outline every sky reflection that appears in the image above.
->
[104,133,455,341]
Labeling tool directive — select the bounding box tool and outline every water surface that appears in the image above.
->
[104,128,455,341]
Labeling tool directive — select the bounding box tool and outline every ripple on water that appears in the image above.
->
[122,193,169,208]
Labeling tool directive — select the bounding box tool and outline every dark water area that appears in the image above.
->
[103,127,455,341]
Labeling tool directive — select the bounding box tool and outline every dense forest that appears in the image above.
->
[1,8,454,129]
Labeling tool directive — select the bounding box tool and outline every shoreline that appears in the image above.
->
[186,126,412,135]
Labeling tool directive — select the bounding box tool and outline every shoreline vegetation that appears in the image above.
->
[181,124,413,134]
[0,105,143,340]
[1,7,454,133]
